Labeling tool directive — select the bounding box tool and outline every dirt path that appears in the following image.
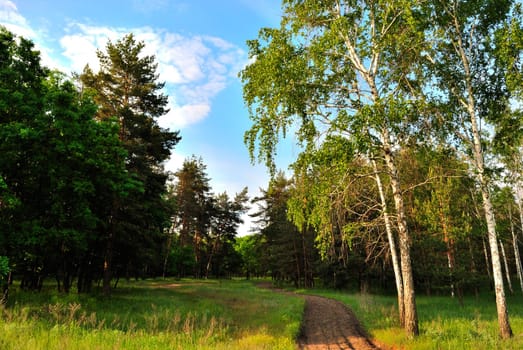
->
[297,294,381,350]
[257,282,381,349]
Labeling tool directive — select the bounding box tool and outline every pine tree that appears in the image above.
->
[80,34,180,294]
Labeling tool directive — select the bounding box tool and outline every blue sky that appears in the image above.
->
[0,0,299,234]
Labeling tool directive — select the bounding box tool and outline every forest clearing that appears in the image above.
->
[2,278,523,349]
[2,1,523,349]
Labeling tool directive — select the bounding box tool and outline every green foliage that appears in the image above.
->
[0,27,139,292]
[251,172,316,287]
[79,33,181,291]
[0,256,9,282]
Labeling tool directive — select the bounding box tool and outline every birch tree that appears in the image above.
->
[241,0,425,336]
[423,0,520,338]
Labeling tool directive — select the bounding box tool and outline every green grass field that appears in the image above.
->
[0,279,303,350]
[3,278,523,349]
[301,288,523,350]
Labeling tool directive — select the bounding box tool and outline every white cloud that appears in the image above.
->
[0,0,64,71]
[0,0,34,38]
[0,0,246,130]
[159,103,210,129]
[57,23,246,130]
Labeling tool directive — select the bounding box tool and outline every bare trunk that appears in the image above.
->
[382,140,418,337]
[483,188,512,338]
[467,236,480,297]
[205,240,217,279]
[439,200,456,298]
[500,239,513,294]
[472,115,512,338]
[446,6,513,336]
[103,237,113,296]
[163,230,173,279]
[509,205,523,293]
[372,159,405,327]
[483,238,492,281]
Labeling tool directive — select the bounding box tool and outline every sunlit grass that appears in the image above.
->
[300,288,523,350]
[0,278,303,349]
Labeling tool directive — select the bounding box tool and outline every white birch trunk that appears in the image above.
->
[382,132,418,336]
[514,200,523,293]
[500,239,513,294]
[483,238,492,280]
[507,204,523,293]
[470,104,512,338]
[372,159,405,327]
[445,4,512,337]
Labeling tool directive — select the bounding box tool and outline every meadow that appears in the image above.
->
[0,279,303,350]
[3,278,523,349]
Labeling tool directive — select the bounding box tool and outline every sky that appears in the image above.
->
[0,0,300,235]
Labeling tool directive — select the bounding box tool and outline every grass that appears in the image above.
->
[5,277,521,349]
[297,287,523,350]
[0,278,304,350]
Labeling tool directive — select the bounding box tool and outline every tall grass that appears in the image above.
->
[302,288,523,349]
[0,278,303,350]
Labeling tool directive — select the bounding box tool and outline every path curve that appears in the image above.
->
[297,294,381,350]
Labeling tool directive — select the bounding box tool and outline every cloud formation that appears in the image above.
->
[59,23,246,130]
[0,1,246,131]
[0,0,33,38]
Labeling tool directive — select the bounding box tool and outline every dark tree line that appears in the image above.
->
[0,28,183,296]
[0,27,255,296]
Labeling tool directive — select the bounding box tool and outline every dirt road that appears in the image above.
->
[297,294,381,350]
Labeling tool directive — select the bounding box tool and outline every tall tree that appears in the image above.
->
[171,157,213,277]
[80,34,180,294]
[0,27,134,293]
[423,0,521,338]
[252,172,315,288]
[240,0,425,335]
[205,188,249,278]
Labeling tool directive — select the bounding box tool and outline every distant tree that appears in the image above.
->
[205,188,249,278]
[80,34,180,294]
[234,234,266,279]
[171,157,213,277]
[252,172,315,287]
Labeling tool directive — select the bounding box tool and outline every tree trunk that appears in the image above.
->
[483,238,493,282]
[103,233,113,296]
[481,183,512,338]
[372,159,405,327]
[453,14,512,334]
[438,199,456,298]
[467,236,480,298]
[382,141,418,337]
[163,226,174,279]
[471,118,512,337]
[509,205,523,293]
[500,239,513,295]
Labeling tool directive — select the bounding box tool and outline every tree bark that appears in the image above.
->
[372,159,405,327]
[451,10,512,336]
[511,204,523,293]
[470,109,512,337]
[500,239,513,294]
[382,138,418,337]
[480,183,512,337]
